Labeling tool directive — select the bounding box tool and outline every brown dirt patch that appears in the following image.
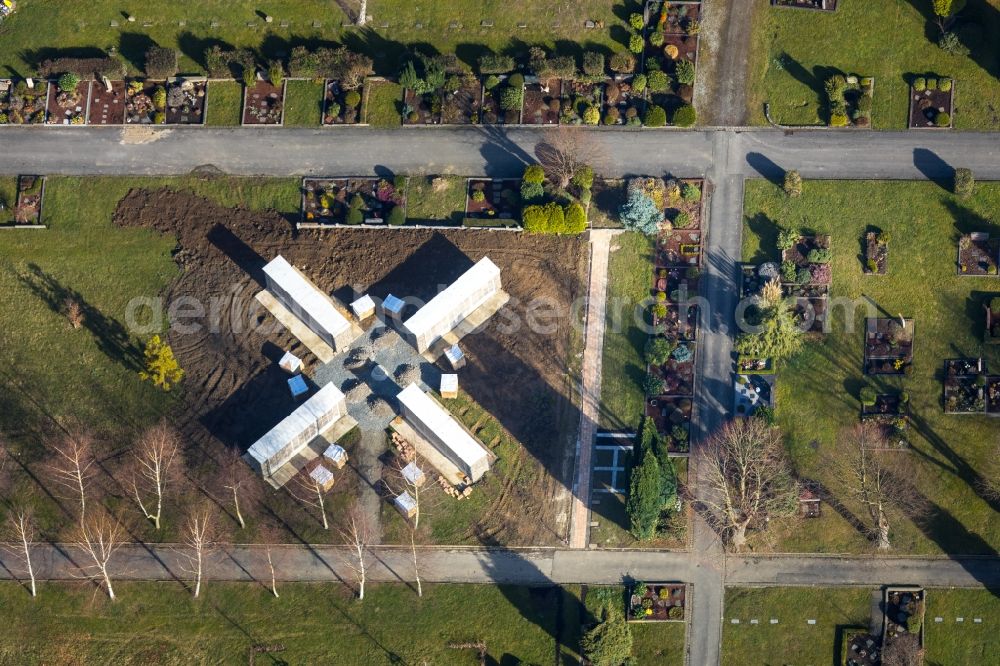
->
[113,187,587,545]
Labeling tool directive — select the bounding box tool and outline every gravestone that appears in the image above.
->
[481,20,494,27]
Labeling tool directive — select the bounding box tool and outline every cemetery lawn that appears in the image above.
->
[925,588,1000,665]
[601,232,653,431]
[0,176,299,447]
[0,581,580,665]
[0,1,627,77]
[0,177,17,224]
[747,0,1000,129]
[364,80,403,127]
[206,81,243,126]
[404,175,468,225]
[743,180,1000,555]
[582,585,687,666]
[722,587,871,666]
[282,79,324,127]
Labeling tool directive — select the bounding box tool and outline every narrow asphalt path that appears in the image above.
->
[3,127,1000,180]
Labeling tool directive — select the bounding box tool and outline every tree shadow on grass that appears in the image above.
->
[118,33,157,74]
[744,213,780,264]
[944,199,1000,237]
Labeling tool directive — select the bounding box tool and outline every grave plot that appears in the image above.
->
[243,79,285,125]
[864,230,889,274]
[300,177,405,226]
[402,87,440,125]
[464,178,521,227]
[164,79,206,125]
[522,78,561,125]
[440,76,481,124]
[481,76,521,125]
[823,74,874,127]
[627,582,686,622]
[644,1,700,119]
[323,80,363,125]
[656,179,705,267]
[781,234,832,286]
[602,76,644,126]
[909,76,954,129]
[860,392,909,447]
[125,80,164,124]
[559,79,602,125]
[13,175,44,226]
[864,317,914,375]
[771,0,837,9]
[651,342,696,397]
[957,232,999,276]
[591,442,633,494]
[784,283,828,333]
[883,588,925,653]
[0,79,47,124]
[988,376,1000,414]
[943,359,987,414]
[87,80,125,125]
[734,373,775,419]
[844,630,880,666]
[45,79,90,125]
[645,396,692,454]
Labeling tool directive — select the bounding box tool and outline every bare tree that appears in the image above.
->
[336,502,373,600]
[696,418,798,550]
[127,422,181,530]
[535,127,604,189]
[217,447,261,530]
[384,456,436,597]
[3,507,38,597]
[289,462,332,530]
[829,423,926,551]
[71,509,125,600]
[258,524,282,598]
[48,434,97,520]
[178,503,216,598]
[882,634,924,666]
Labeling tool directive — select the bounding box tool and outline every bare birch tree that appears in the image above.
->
[179,503,216,598]
[48,434,96,520]
[127,422,181,530]
[71,509,125,600]
[385,456,435,597]
[337,502,373,600]
[258,524,282,598]
[289,462,332,530]
[696,418,798,550]
[217,447,261,530]
[829,423,926,551]
[4,507,38,598]
[534,127,604,188]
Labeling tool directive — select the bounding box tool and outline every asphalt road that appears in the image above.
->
[2,126,1000,180]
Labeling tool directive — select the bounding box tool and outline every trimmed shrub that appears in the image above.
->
[806,248,832,264]
[345,90,362,108]
[57,72,80,93]
[564,202,587,233]
[644,104,667,127]
[603,109,620,126]
[665,44,680,60]
[629,12,645,30]
[572,165,594,190]
[153,111,166,125]
[345,208,363,225]
[780,260,797,283]
[926,77,938,90]
[954,167,974,197]
[795,268,812,285]
[387,205,406,226]
[583,105,600,125]
[913,76,926,92]
[632,73,647,94]
[508,73,525,89]
[647,70,671,92]
[349,193,365,210]
[783,170,802,197]
[939,77,953,92]
[610,52,636,74]
[936,112,951,127]
[675,60,696,86]
[649,32,665,47]
[682,182,702,202]
[500,86,523,111]
[523,164,546,184]
[145,47,178,78]
[582,51,605,77]
[629,34,644,54]
[674,212,692,229]
[471,190,486,203]
[152,86,167,110]
[520,181,544,202]
[522,202,563,233]
[478,53,515,75]
[830,112,850,127]
[672,104,696,127]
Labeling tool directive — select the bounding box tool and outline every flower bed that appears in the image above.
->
[737,355,775,375]
[644,396,691,453]
[0,78,47,124]
[861,393,909,447]
[465,178,520,225]
[522,79,561,125]
[957,233,999,276]
[481,76,521,125]
[125,80,164,124]
[440,76,481,124]
[402,87,440,124]
[823,73,873,127]
[908,76,954,129]
[650,341,696,396]
[87,79,125,125]
[301,177,405,226]
[164,79,206,125]
[643,1,699,122]
[12,175,44,226]
[45,79,90,125]
[627,581,686,622]
[243,79,285,125]
[781,234,832,286]
[943,358,988,414]
[883,588,925,648]
[559,80,602,125]
[864,317,914,375]
[864,231,889,274]
[601,76,644,126]
[323,80,363,125]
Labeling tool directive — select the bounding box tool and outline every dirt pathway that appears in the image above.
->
[356,429,385,543]
[696,0,755,126]
[568,230,617,549]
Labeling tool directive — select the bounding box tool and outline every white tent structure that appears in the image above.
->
[403,257,501,353]
[263,256,353,351]
[246,383,347,479]
[396,383,490,482]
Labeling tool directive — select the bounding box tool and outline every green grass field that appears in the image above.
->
[364,79,402,127]
[206,81,243,126]
[601,231,653,431]
[0,176,18,224]
[0,1,631,78]
[748,0,1000,129]
[0,581,581,665]
[925,588,1000,665]
[743,179,1000,555]
[582,585,687,666]
[405,175,468,224]
[722,586,871,666]
[282,79,324,127]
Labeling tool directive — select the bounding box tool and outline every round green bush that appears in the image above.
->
[644,104,667,127]
[672,104,696,127]
[344,90,361,107]
[632,74,647,94]
[629,12,644,30]
[387,205,405,226]
[649,32,665,47]
[507,73,525,89]
[523,164,546,184]
[936,112,951,127]
[913,77,926,92]
[484,75,500,90]
[647,70,671,93]
[603,108,620,125]
[407,111,420,123]
[345,207,363,225]
[152,86,167,110]
[583,105,600,125]
[58,72,80,93]
[674,212,692,229]
[829,112,850,127]
[939,78,953,92]
[154,111,166,124]
[629,34,644,54]
[926,77,938,90]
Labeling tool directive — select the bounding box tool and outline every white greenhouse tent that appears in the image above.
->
[403,257,501,353]
[246,382,347,479]
[396,383,490,482]
[263,255,353,351]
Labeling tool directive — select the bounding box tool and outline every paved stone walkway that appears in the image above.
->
[568,230,616,549]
